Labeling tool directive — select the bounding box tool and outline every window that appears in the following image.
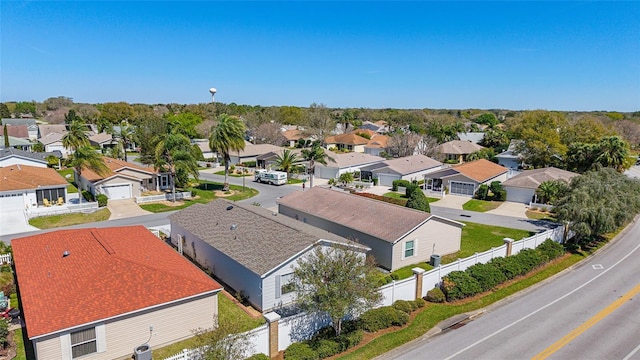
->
[71,327,97,358]
[281,273,295,295]
[404,240,415,258]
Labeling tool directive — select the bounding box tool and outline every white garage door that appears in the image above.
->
[450,181,475,196]
[505,187,534,204]
[102,184,132,199]
[378,174,400,187]
[0,193,25,212]
[315,166,338,180]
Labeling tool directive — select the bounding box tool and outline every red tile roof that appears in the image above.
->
[12,226,221,338]
[0,165,68,191]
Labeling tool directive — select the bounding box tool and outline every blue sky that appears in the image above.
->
[1,1,639,111]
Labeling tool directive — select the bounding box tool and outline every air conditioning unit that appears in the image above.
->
[133,344,152,360]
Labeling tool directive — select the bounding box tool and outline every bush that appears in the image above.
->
[405,187,431,212]
[488,256,525,279]
[246,354,270,360]
[411,297,426,309]
[0,319,7,349]
[1,283,15,297]
[314,339,340,359]
[537,239,565,261]
[515,248,545,273]
[393,300,414,314]
[475,184,489,200]
[285,342,318,360]
[425,287,446,303]
[392,179,412,191]
[360,307,409,332]
[81,190,94,202]
[441,271,483,301]
[405,184,419,198]
[335,329,363,351]
[466,262,508,291]
[96,194,108,207]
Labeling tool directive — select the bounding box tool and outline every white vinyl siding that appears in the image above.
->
[71,327,97,358]
[403,240,416,259]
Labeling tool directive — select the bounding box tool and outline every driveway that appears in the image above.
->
[430,194,471,210]
[107,199,152,220]
[0,210,39,237]
[486,201,528,218]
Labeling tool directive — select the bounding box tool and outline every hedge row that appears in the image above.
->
[354,192,406,206]
[392,179,412,191]
[441,239,564,301]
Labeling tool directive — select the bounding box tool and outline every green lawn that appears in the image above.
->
[383,192,440,205]
[214,170,253,177]
[139,181,258,213]
[444,222,533,262]
[14,328,27,360]
[462,199,502,212]
[57,168,78,193]
[28,208,111,229]
[152,294,265,359]
[390,262,434,280]
[526,210,558,222]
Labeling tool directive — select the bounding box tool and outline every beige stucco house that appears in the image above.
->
[12,226,221,360]
[277,187,465,271]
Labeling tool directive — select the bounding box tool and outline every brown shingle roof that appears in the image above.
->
[89,132,113,145]
[81,157,157,182]
[5,125,29,139]
[365,134,389,149]
[278,187,461,243]
[169,200,364,276]
[438,140,485,155]
[38,124,68,138]
[502,167,578,189]
[453,159,508,182]
[282,129,304,141]
[0,164,68,191]
[324,133,370,146]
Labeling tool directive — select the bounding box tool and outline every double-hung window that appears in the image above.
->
[404,240,415,259]
[71,327,97,358]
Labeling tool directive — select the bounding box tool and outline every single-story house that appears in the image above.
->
[502,167,579,204]
[76,157,170,200]
[4,124,30,140]
[281,129,307,148]
[192,139,216,160]
[228,143,284,165]
[12,226,222,360]
[0,164,68,211]
[0,148,61,168]
[38,124,68,139]
[437,140,485,163]
[89,132,115,150]
[256,148,305,170]
[363,134,390,157]
[423,159,509,196]
[39,132,72,158]
[358,120,388,134]
[278,187,464,271]
[0,135,32,151]
[169,199,368,312]
[314,150,385,179]
[324,133,370,153]
[2,118,38,140]
[496,140,525,170]
[359,155,443,187]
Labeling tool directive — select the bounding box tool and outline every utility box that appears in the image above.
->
[430,254,441,267]
[134,344,152,360]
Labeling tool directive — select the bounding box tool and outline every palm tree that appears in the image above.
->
[113,121,135,162]
[595,136,629,172]
[274,149,299,177]
[154,132,199,202]
[70,146,109,204]
[209,114,246,191]
[535,181,558,205]
[301,143,335,188]
[62,119,90,152]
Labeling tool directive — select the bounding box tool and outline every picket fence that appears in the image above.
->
[135,192,192,204]
[162,225,566,360]
[25,202,99,219]
[0,253,11,265]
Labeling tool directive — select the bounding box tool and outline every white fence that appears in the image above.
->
[0,253,11,265]
[135,192,192,204]
[163,225,566,360]
[25,202,99,219]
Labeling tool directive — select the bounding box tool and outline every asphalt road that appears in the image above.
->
[383,217,640,360]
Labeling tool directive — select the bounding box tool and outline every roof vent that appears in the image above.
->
[226,205,234,211]
[230,224,238,230]
[272,212,277,216]
[62,250,70,258]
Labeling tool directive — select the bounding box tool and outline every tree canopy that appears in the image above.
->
[209,114,246,190]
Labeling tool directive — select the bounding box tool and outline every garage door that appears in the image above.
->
[505,187,534,204]
[102,184,132,199]
[450,181,475,196]
[0,193,25,212]
[378,174,399,187]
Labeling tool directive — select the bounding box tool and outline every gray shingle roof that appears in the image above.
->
[502,167,578,189]
[373,155,441,176]
[0,148,60,163]
[169,199,364,276]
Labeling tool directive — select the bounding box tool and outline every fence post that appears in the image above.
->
[412,268,425,300]
[264,312,281,358]
[504,238,514,257]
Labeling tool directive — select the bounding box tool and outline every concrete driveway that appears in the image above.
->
[430,194,471,210]
[486,201,528,218]
[107,199,152,220]
[0,210,39,237]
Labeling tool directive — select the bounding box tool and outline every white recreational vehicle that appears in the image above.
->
[255,170,288,185]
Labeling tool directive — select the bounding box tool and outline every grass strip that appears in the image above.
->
[28,208,111,229]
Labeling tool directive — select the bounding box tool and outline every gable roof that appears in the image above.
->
[169,200,364,277]
[496,139,524,160]
[502,167,578,189]
[282,129,305,141]
[324,133,370,146]
[453,159,509,182]
[0,136,32,148]
[2,118,36,127]
[38,132,65,145]
[278,187,463,243]
[365,134,389,149]
[89,132,114,145]
[81,157,157,182]
[0,148,54,164]
[0,164,67,192]
[237,143,284,157]
[12,226,221,338]
[4,125,29,139]
[38,124,68,138]
[438,140,485,155]
[322,150,384,168]
[374,155,441,175]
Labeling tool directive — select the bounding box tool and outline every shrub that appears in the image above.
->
[81,190,94,202]
[1,283,15,297]
[372,178,378,185]
[411,298,426,309]
[337,329,363,350]
[96,194,108,207]
[360,307,409,332]
[0,319,7,349]
[489,256,525,279]
[392,179,411,191]
[405,186,431,212]
[285,342,318,360]
[425,287,446,303]
[475,184,489,200]
[246,354,270,360]
[441,271,483,301]
[466,262,508,291]
[314,339,340,359]
[393,300,414,314]
[515,248,545,273]
[493,189,507,201]
[537,239,565,261]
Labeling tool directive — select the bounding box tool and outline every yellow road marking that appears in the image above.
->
[532,282,640,360]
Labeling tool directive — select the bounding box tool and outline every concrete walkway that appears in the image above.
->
[486,201,528,219]
[107,199,152,220]
[0,210,39,237]
[430,194,471,210]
